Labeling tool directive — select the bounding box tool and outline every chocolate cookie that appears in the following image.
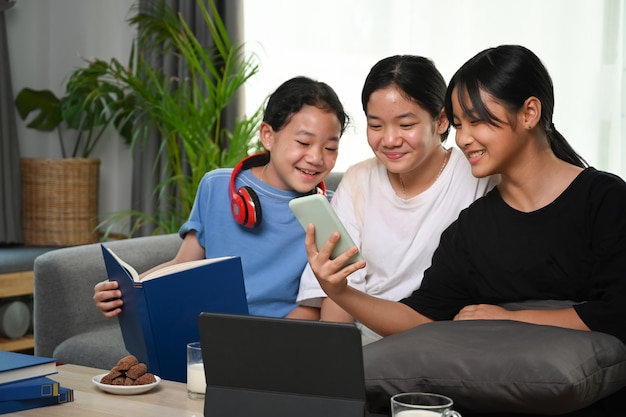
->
[115,355,139,371]
[126,363,147,379]
[134,373,157,385]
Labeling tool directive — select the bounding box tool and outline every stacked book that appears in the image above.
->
[0,350,74,414]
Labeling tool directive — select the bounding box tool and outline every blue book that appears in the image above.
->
[0,351,57,386]
[101,245,249,383]
[0,376,59,402]
[0,385,73,414]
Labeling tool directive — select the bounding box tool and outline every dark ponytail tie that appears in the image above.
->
[546,121,588,168]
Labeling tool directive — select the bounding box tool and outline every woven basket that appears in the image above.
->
[21,158,100,246]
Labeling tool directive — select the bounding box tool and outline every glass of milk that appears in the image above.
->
[391,392,462,417]
[186,342,206,399]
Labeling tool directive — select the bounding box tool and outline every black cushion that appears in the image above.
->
[364,320,626,415]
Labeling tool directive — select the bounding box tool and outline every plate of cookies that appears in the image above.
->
[93,355,160,395]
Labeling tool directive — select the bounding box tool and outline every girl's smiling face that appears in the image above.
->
[366,85,447,176]
[451,87,529,179]
[260,104,341,193]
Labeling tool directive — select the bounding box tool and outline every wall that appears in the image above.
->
[6,0,135,234]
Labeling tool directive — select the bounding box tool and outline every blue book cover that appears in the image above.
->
[0,351,57,385]
[0,376,59,402]
[101,245,249,383]
[0,385,73,414]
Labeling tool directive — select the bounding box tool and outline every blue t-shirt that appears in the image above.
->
[179,168,327,318]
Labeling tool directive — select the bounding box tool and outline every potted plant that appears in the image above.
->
[98,0,263,237]
[15,59,133,246]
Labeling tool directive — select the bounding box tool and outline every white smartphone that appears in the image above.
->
[289,194,363,265]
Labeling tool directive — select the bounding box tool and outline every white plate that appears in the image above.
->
[92,373,161,395]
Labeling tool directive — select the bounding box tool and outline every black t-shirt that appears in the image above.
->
[400,167,626,344]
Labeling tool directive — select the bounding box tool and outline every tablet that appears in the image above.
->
[199,312,366,417]
[289,194,363,266]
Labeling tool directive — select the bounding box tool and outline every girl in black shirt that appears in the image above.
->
[304,45,626,416]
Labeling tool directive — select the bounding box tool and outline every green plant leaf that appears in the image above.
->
[16,57,135,157]
[97,0,261,236]
[14,88,63,131]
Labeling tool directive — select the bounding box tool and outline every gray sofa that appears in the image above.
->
[33,233,182,369]
[33,171,344,370]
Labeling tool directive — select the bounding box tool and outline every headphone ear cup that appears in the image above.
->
[230,190,248,226]
[228,153,269,227]
[236,186,262,227]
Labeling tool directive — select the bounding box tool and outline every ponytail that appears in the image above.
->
[547,122,587,168]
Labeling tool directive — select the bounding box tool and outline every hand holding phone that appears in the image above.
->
[289,194,363,266]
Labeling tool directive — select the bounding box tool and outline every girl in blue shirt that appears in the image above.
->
[94,76,349,319]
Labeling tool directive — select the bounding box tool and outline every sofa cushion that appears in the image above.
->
[325,171,343,192]
[364,320,626,415]
[53,323,129,370]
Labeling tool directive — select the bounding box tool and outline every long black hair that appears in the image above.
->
[444,45,587,167]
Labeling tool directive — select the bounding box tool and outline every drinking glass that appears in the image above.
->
[391,392,462,416]
[186,342,206,399]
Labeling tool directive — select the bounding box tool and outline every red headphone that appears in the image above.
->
[230,153,326,228]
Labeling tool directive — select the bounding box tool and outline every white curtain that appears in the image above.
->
[594,0,624,176]
[242,0,626,178]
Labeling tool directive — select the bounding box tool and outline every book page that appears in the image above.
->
[141,256,234,281]
[106,248,140,281]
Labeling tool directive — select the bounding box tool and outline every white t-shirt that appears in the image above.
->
[297,147,499,306]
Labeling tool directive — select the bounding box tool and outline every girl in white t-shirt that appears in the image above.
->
[295,55,498,344]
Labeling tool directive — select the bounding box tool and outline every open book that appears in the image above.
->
[105,248,232,282]
[101,245,249,383]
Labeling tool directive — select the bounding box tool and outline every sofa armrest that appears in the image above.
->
[33,233,181,359]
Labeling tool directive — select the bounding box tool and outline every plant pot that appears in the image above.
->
[21,158,100,246]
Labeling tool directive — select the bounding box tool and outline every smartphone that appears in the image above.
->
[289,194,363,265]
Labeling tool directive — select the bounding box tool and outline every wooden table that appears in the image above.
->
[12,364,205,416]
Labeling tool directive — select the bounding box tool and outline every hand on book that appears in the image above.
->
[93,280,123,318]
